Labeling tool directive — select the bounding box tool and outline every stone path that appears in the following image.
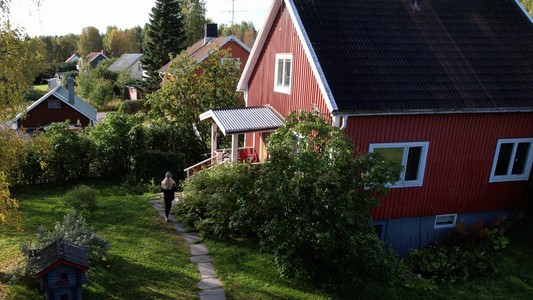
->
[148,195,226,300]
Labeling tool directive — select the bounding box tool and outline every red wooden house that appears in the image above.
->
[12,78,97,132]
[159,24,251,79]
[199,0,533,255]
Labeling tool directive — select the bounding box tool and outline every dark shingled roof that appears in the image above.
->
[293,0,533,112]
[32,239,89,276]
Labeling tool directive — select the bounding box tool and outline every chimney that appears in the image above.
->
[204,23,218,44]
[67,77,75,105]
[101,49,107,56]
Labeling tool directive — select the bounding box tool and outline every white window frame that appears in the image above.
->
[274,53,292,95]
[369,141,429,188]
[434,214,457,229]
[489,138,533,183]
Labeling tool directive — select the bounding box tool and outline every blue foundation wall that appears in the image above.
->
[374,210,521,257]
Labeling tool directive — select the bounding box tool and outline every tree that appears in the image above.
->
[1,3,45,227]
[181,0,209,47]
[145,47,243,154]
[218,21,257,48]
[125,28,140,53]
[77,26,102,57]
[255,110,402,283]
[141,0,186,93]
[0,22,46,121]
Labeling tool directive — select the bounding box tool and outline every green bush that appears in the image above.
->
[177,162,260,237]
[43,122,96,182]
[404,217,513,284]
[62,184,98,216]
[118,100,145,115]
[11,210,110,283]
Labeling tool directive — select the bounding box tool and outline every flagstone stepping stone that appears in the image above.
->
[199,288,226,300]
[197,262,216,278]
[157,211,176,223]
[152,204,164,211]
[190,255,212,263]
[190,243,209,255]
[174,222,186,233]
[197,278,223,290]
[182,232,201,244]
[147,199,163,203]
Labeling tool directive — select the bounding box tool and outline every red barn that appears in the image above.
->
[200,0,533,255]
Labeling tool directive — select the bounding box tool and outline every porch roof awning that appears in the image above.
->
[199,106,285,135]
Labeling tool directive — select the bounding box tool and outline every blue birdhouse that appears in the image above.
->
[29,238,90,300]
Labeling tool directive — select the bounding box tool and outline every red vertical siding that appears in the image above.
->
[246,3,329,118]
[343,113,533,220]
[17,95,91,128]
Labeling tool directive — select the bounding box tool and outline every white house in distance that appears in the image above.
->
[107,53,144,80]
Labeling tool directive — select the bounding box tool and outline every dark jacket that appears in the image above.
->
[161,183,177,201]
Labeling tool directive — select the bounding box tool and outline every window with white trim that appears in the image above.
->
[490,138,533,183]
[274,54,292,94]
[369,142,429,188]
[434,214,457,229]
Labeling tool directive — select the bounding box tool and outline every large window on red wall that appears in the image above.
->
[369,142,429,188]
[490,138,533,183]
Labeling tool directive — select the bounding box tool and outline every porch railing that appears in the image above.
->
[183,147,258,179]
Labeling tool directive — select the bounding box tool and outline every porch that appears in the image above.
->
[183,106,285,178]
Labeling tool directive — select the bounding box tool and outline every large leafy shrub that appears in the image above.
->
[43,122,96,182]
[88,113,143,178]
[255,110,402,283]
[177,162,260,237]
[119,99,146,115]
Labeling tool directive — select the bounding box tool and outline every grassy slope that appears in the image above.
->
[2,179,532,299]
[1,179,199,300]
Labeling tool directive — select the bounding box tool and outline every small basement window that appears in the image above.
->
[48,99,61,109]
[373,220,387,241]
[434,214,457,229]
[57,271,69,285]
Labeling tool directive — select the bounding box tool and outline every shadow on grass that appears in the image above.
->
[84,254,199,300]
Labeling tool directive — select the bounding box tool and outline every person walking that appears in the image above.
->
[161,171,177,222]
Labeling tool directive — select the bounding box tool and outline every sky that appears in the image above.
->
[8,0,272,37]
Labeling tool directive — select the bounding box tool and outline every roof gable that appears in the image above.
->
[87,52,108,62]
[12,85,97,124]
[32,239,89,276]
[160,35,251,73]
[108,53,143,71]
[239,0,533,113]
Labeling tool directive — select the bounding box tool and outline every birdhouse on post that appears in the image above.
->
[29,238,90,300]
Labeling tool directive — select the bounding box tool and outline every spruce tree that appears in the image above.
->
[141,0,185,93]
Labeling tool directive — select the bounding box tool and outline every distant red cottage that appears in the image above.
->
[159,24,251,79]
[199,0,533,255]
[12,78,97,132]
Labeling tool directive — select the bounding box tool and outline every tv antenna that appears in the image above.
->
[221,0,247,28]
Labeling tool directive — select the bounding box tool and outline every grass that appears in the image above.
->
[2,179,532,299]
[32,85,49,92]
[1,179,199,299]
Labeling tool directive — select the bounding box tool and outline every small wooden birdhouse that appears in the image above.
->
[29,238,90,300]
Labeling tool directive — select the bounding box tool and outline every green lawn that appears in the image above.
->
[1,179,199,299]
[32,84,49,92]
[1,179,532,299]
